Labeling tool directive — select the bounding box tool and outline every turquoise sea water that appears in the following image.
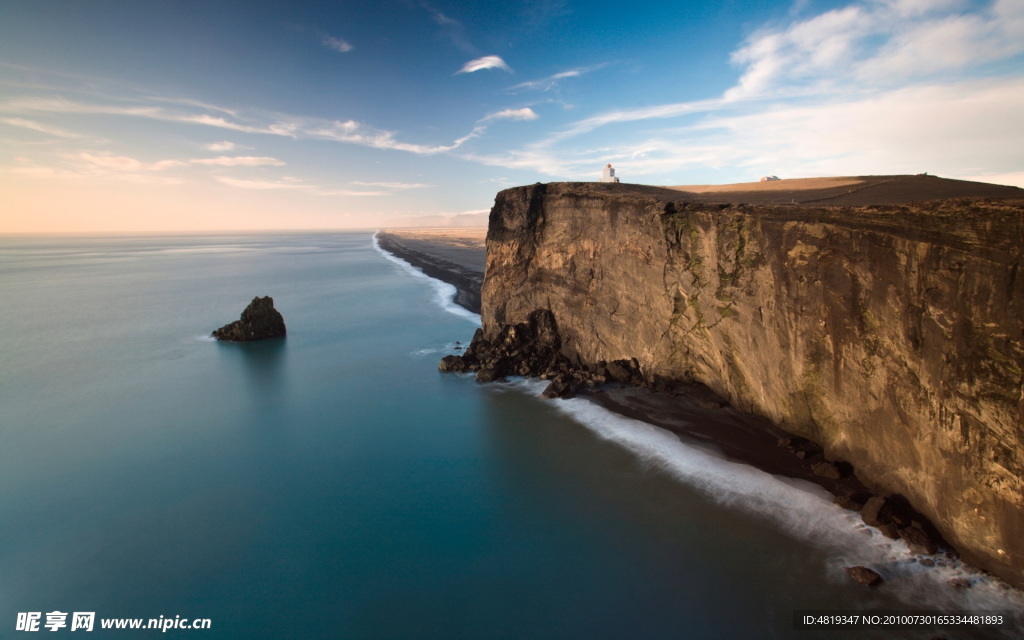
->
[1,232,1020,639]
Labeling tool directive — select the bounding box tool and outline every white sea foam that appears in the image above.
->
[497,378,1024,619]
[411,342,469,358]
[372,232,481,325]
[195,334,217,342]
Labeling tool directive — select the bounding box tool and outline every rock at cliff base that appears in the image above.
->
[811,461,842,480]
[861,496,893,527]
[476,367,501,383]
[439,355,468,373]
[605,358,644,385]
[900,524,939,555]
[846,566,883,587]
[833,491,872,511]
[212,296,286,341]
[541,374,575,399]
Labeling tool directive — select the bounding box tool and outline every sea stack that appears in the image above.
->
[212,296,286,341]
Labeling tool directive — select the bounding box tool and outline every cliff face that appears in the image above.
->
[482,181,1024,587]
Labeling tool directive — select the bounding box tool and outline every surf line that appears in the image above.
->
[371,232,481,325]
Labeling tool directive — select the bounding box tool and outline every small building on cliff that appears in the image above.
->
[600,164,620,183]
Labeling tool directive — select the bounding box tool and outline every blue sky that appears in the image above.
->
[2,0,1022,231]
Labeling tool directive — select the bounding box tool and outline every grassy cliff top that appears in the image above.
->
[525,174,1022,207]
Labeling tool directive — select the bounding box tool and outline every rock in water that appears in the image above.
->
[212,296,286,341]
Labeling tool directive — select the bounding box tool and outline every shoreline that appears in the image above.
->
[580,382,871,499]
[376,230,485,315]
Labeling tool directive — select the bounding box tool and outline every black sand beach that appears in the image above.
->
[376,230,485,314]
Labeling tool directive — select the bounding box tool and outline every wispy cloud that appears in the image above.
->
[316,188,389,197]
[308,120,486,154]
[215,176,306,190]
[352,181,430,189]
[204,141,236,152]
[16,153,188,185]
[322,35,354,53]
[506,64,604,92]
[191,156,285,167]
[421,3,477,54]
[456,55,513,74]
[1,96,485,156]
[429,9,459,26]
[178,113,296,135]
[0,97,293,135]
[73,152,185,172]
[10,162,183,185]
[482,107,539,122]
[521,0,572,28]
[215,175,388,196]
[68,151,285,171]
[146,96,239,117]
[0,117,80,138]
[542,97,727,143]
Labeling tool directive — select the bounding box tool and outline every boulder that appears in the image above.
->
[877,523,900,539]
[846,566,883,587]
[780,436,823,460]
[861,496,893,527]
[476,367,501,383]
[900,524,939,555]
[606,358,644,385]
[541,374,575,399]
[833,491,872,511]
[812,461,842,480]
[438,355,467,373]
[212,296,286,341]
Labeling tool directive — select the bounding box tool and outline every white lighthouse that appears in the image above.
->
[600,163,620,183]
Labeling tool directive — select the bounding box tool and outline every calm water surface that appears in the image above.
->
[1,233,1019,639]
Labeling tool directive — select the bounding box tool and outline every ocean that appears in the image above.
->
[1,232,1020,639]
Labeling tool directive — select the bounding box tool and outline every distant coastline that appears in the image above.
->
[375,229,485,315]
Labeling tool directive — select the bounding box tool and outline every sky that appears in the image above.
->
[1,0,1022,232]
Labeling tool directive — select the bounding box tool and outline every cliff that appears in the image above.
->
[479,177,1024,587]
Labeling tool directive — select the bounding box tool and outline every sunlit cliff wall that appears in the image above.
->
[481,182,1024,587]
